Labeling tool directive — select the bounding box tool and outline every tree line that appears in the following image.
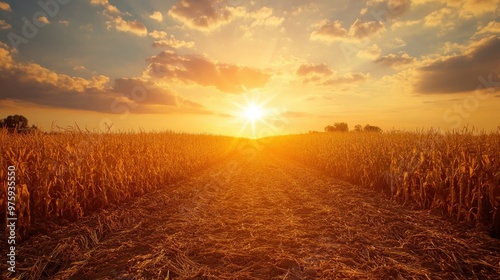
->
[323,122,382,133]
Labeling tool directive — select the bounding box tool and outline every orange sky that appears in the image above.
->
[0,0,499,137]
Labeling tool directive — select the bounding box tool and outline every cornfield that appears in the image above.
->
[2,128,500,241]
[266,129,500,236]
[0,129,239,240]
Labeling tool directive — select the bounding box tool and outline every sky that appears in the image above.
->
[0,0,499,137]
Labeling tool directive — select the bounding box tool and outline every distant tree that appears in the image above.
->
[1,115,29,129]
[354,124,363,132]
[325,122,349,132]
[334,122,349,132]
[364,124,382,133]
[324,125,335,132]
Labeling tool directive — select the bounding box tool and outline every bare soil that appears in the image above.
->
[2,153,500,279]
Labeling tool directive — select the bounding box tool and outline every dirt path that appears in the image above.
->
[4,153,500,279]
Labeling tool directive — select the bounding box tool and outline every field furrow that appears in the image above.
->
[3,152,499,279]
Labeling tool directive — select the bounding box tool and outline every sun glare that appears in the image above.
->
[230,92,276,138]
[245,104,263,122]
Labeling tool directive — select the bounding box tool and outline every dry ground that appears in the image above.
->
[2,152,500,279]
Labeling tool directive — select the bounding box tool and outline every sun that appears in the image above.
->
[245,104,263,122]
[229,92,276,138]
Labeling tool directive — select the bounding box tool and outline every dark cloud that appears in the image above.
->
[0,47,209,114]
[146,51,270,93]
[415,36,500,94]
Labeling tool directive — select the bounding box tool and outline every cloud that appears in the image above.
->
[73,65,86,71]
[149,30,167,39]
[391,19,420,29]
[90,0,147,36]
[80,24,94,32]
[459,0,498,18]
[0,46,112,111]
[149,30,195,50]
[59,20,70,26]
[149,11,163,22]
[149,30,194,49]
[106,16,147,36]
[110,78,214,115]
[237,7,285,39]
[348,19,385,39]
[168,0,243,32]
[36,16,51,25]
[310,20,348,42]
[357,44,381,59]
[385,37,406,49]
[0,19,11,30]
[424,7,452,27]
[90,0,120,14]
[90,0,109,5]
[0,45,209,115]
[0,1,11,12]
[414,0,498,18]
[415,35,500,94]
[322,72,371,85]
[475,21,500,36]
[374,52,415,68]
[145,50,270,93]
[440,42,466,55]
[296,62,369,85]
[248,7,284,28]
[0,47,107,92]
[310,19,384,42]
[288,3,319,16]
[296,63,333,77]
[364,0,411,21]
[112,78,179,106]
[152,35,195,49]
